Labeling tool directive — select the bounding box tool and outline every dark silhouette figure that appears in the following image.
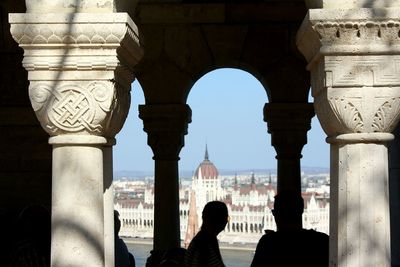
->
[146,247,186,267]
[251,193,329,267]
[183,201,228,267]
[115,210,135,267]
[9,205,51,267]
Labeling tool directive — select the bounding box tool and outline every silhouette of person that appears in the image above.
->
[115,210,135,267]
[146,247,187,267]
[251,193,329,267]
[183,201,228,267]
[9,204,51,267]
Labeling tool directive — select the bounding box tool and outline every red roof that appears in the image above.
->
[238,184,274,195]
[194,159,219,180]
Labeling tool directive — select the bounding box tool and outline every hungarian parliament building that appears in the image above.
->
[114,150,330,245]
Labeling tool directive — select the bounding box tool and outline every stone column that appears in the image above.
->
[297,8,400,267]
[10,10,142,267]
[139,104,191,251]
[264,103,314,196]
[104,139,116,267]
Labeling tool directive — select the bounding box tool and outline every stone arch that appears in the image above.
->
[135,23,310,105]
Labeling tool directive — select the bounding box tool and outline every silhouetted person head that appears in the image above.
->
[252,193,329,267]
[272,193,304,231]
[201,201,228,236]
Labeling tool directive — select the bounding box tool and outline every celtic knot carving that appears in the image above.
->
[50,86,99,133]
[29,81,120,135]
[372,98,400,132]
[330,97,364,133]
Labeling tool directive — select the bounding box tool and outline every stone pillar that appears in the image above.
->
[10,10,142,267]
[139,104,191,251]
[104,139,116,267]
[297,8,400,267]
[264,103,314,196]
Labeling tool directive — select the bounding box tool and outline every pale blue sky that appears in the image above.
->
[113,68,329,173]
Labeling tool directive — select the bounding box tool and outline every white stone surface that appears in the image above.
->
[9,11,142,267]
[297,9,400,63]
[51,143,105,267]
[103,144,115,267]
[331,143,391,266]
[297,7,400,267]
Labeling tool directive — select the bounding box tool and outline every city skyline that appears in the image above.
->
[113,68,329,172]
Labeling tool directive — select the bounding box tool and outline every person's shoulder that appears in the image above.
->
[303,229,329,243]
[192,230,207,241]
[262,229,277,237]
[188,230,211,248]
[304,229,328,237]
[258,230,277,243]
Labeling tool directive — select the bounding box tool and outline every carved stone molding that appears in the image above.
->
[297,8,400,140]
[313,82,400,138]
[9,12,143,140]
[297,8,400,63]
[311,56,400,97]
[139,104,192,160]
[9,13,142,71]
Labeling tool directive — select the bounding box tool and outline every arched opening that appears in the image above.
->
[112,69,329,266]
[181,68,270,172]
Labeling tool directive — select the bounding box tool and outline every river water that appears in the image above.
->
[127,243,254,267]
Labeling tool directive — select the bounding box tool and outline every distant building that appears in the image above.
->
[115,148,330,244]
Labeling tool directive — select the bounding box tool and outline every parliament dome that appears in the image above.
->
[194,146,219,180]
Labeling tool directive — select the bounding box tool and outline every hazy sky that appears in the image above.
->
[113,68,329,172]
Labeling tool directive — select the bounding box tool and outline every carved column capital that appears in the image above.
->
[297,8,400,143]
[297,9,400,62]
[139,104,192,160]
[9,13,143,140]
[264,103,315,158]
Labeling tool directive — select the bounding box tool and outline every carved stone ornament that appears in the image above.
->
[297,8,400,139]
[313,73,400,136]
[9,13,143,138]
[297,9,400,63]
[29,80,130,136]
[9,13,142,71]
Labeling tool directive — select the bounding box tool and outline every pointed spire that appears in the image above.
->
[234,173,238,190]
[251,172,256,185]
[251,172,256,191]
[204,143,209,161]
